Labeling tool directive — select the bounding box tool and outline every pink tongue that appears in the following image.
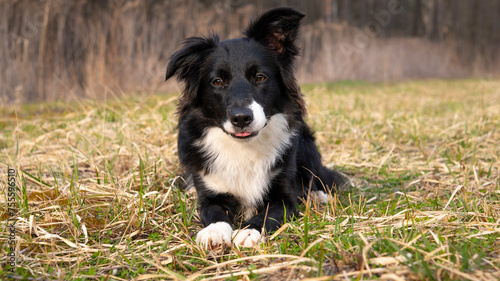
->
[235,132,251,137]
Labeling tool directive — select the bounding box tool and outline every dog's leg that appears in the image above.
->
[195,185,240,249]
[234,185,298,247]
[297,125,349,195]
[235,201,297,247]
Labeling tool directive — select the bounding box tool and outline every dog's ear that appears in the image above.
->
[244,7,304,61]
[245,8,307,116]
[166,35,218,116]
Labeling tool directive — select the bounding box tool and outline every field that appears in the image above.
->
[1,79,499,280]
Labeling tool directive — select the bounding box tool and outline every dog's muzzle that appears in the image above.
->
[223,101,266,139]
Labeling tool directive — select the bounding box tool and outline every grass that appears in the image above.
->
[1,79,499,280]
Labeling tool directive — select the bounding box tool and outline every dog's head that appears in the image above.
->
[165,7,306,139]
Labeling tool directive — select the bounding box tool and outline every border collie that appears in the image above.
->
[165,7,346,249]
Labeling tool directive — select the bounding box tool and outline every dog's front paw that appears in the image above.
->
[232,228,262,248]
[195,222,233,250]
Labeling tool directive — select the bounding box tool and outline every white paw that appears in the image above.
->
[195,222,232,250]
[311,190,331,204]
[232,228,262,248]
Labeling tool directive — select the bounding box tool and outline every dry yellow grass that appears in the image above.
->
[0,79,499,280]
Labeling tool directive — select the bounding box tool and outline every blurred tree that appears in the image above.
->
[1,0,498,102]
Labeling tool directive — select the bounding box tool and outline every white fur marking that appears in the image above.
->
[222,101,267,134]
[197,114,293,210]
[311,190,331,204]
[249,101,267,132]
[195,222,233,249]
[232,228,262,247]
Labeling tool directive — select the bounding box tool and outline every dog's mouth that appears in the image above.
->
[231,131,257,139]
[227,121,269,140]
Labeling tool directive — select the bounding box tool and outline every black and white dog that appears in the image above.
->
[166,7,346,249]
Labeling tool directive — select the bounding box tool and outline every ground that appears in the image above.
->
[0,79,499,280]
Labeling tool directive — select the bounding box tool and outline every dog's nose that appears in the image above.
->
[230,108,254,128]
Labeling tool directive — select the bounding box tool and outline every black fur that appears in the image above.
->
[166,7,346,242]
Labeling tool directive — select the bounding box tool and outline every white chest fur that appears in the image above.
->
[196,114,293,212]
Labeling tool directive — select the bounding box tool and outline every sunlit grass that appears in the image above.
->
[1,79,499,280]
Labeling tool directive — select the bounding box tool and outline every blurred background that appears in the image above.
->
[1,0,499,103]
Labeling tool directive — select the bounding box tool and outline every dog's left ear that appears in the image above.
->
[245,7,307,116]
[244,7,305,61]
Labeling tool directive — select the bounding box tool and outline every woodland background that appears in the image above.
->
[1,0,499,103]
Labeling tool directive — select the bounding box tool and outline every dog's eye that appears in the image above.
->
[255,74,267,83]
[212,78,223,87]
